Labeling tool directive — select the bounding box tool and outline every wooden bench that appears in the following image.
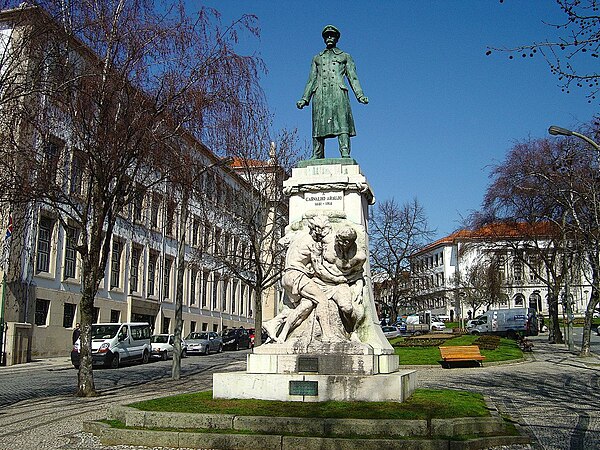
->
[439,345,486,368]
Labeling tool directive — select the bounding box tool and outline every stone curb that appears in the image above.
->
[107,405,431,437]
[85,420,531,450]
[84,421,283,449]
[398,356,528,370]
[0,357,73,372]
[84,402,531,450]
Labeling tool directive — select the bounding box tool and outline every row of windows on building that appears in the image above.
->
[38,213,249,282]
[413,292,543,314]
[42,137,254,237]
[34,299,232,336]
[411,272,446,291]
[413,251,444,273]
[36,215,254,313]
[410,254,548,292]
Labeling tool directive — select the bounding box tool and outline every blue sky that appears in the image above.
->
[196,1,598,240]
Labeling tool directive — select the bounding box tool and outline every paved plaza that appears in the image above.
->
[418,333,600,449]
[0,333,598,449]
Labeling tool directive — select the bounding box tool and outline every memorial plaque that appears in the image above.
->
[297,356,319,373]
[304,191,343,210]
[289,380,318,396]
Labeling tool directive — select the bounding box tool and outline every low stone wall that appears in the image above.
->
[84,403,531,450]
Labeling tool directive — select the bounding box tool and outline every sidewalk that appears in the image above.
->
[527,330,600,361]
[0,356,72,372]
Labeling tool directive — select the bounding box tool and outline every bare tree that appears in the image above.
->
[480,132,600,352]
[548,124,600,355]
[488,0,600,103]
[167,147,232,380]
[0,1,267,395]
[192,130,303,347]
[451,256,503,318]
[369,198,435,322]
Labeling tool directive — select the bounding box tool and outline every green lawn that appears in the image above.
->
[129,389,489,420]
[391,334,523,365]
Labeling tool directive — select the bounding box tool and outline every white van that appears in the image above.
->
[469,308,539,338]
[71,322,152,369]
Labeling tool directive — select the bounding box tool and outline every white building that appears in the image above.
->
[410,224,591,321]
[0,5,286,363]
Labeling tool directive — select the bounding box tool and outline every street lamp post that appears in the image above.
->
[548,125,600,151]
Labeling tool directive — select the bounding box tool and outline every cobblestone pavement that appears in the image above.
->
[0,334,599,450]
[417,334,600,450]
[0,354,247,450]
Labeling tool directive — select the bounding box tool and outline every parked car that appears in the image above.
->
[71,322,152,369]
[430,320,446,332]
[150,334,188,360]
[466,315,484,329]
[381,325,401,339]
[184,331,223,355]
[221,328,251,351]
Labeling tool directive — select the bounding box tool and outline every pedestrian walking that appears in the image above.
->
[72,323,80,344]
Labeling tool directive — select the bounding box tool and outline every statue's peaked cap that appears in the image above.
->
[322,25,340,39]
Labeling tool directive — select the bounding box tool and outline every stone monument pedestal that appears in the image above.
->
[213,162,416,402]
[213,370,416,403]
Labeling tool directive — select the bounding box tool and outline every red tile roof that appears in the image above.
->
[230,156,270,168]
[413,222,556,256]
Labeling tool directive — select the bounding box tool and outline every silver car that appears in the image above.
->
[381,325,401,339]
[150,334,188,360]
[184,331,223,355]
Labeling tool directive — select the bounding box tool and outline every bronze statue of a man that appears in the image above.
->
[297,25,368,159]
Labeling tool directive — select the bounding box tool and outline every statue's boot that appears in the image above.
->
[339,134,350,158]
[310,137,325,159]
[262,317,284,343]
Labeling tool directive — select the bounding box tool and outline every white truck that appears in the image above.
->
[399,315,429,335]
[468,308,538,338]
[398,312,446,335]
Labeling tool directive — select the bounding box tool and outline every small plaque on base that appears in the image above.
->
[289,380,318,396]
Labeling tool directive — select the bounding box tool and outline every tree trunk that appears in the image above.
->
[579,269,599,357]
[547,291,564,344]
[76,269,98,397]
[253,285,263,347]
[172,189,189,380]
[76,197,113,397]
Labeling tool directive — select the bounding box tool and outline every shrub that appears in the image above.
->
[393,337,448,347]
[473,335,501,350]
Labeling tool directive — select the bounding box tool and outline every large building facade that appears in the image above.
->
[0,6,286,364]
[409,225,591,322]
